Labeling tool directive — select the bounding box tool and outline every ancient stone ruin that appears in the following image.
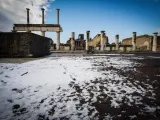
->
[61,31,160,52]
[0,8,63,57]
[0,7,160,57]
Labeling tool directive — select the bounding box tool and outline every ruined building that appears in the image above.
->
[122,33,160,51]
[66,34,85,50]
[68,31,159,52]
[88,33,109,48]
[0,32,51,57]
[66,31,109,51]
[0,8,63,57]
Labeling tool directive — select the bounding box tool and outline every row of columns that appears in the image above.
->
[70,31,105,51]
[117,32,158,52]
[70,31,158,52]
[26,8,61,51]
[131,32,158,52]
[115,32,158,52]
[86,31,106,51]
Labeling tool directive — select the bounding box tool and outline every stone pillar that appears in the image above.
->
[115,34,119,51]
[41,8,45,37]
[41,8,45,24]
[71,32,75,51]
[101,31,105,51]
[26,8,30,24]
[132,32,136,51]
[56,31,60,50]
[56,9,60,24]
[41,32,45,37]
[152,32,158,52]
[86,31,90,51]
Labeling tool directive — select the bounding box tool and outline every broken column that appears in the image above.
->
[26,8,30,24]
[26,8,31,32]
[152,32,158,52]
[101,31,105,51]
[56,8,60,50]
[41,8,45,37]
[86,31,90,51]
[56,9,60,24]
[115,34,119,51]
[41,8,45,24]
[56,31,60,50]
[132,32,136,51]
[71,32,75,51]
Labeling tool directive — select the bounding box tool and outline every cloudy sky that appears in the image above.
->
[0,0,160,43]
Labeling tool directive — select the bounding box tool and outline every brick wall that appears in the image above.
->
[0,32,51,57]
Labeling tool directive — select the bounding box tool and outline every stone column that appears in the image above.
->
[41,31,45,36]
[41,32,45,37]
[132,32,136,51]
[86,31,90,51]
[56,9,60,24]
[115,34,119,51]
[56,31,60,50]
[26,8,30,24]
[101,31,105,51]
[41,8,45,24]
[41,8,45,37]
[71,32,75,51]
[26,8,31,32]
[152,32,158,52]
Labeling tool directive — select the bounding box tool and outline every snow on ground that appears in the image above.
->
[0,55,160,120]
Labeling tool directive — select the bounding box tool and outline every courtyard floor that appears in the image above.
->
[0,54,160,120]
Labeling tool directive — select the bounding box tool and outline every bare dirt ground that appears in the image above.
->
[0,54,160,120]
[88,56,160,120]
[0,58,40,63]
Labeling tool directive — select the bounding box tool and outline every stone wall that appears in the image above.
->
[0,32,51,57]
[64,46,70,51]
[88,34,108,47]
[122,35,153,50]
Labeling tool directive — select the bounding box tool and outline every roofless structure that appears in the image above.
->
[13,8,63,50]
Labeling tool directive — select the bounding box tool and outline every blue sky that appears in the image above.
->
[45,0,160,43]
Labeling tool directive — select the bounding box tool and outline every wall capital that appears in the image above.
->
[132,32,136,35]
[41,8,45,11]
[26,8,30,11]
[101,31,105,33]
[153,32,158,35]
[116,34,119,38]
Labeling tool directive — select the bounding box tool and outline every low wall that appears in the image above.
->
[126,47,132,51]
[0,32,51,57]
[64,46,70,51]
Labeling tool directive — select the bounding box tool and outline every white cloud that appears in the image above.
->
[0,0,54,32]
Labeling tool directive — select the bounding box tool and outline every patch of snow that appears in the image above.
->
[0,55,158,119]
[144,106,156,113]
[129,115,137,119]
